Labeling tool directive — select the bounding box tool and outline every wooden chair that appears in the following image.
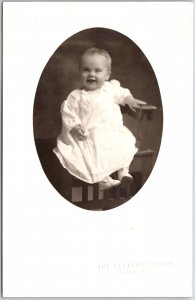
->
[70,104,157,210]
[35,105,156,211]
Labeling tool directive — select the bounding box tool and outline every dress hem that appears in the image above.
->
[53,147,137,184]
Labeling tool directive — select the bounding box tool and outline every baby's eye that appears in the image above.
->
[83,67,90,72]
[95,69,102,73]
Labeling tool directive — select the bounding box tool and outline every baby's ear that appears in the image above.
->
[106,71,111,80]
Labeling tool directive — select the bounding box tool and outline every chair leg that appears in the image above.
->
[81,181,89,209]
[71,176,134,210]
[115,186,121,201]
[93,183,100,204]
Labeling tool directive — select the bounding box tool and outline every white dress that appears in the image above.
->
[53,80,137,183]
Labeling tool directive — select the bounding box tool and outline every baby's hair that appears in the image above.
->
[80,47,112,72]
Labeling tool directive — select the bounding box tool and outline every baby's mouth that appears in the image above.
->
[87,78,96,83]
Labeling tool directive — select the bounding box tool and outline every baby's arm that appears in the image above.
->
[61,90,82,131]
[110,80,147,109]
[124,95,147,112]
[61,91,88,141]
[71,125,88,141]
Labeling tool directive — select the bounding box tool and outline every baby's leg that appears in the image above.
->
[117,167,133,186]
[99,176,121,191]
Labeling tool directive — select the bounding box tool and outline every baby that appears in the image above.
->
[53,47,146,190]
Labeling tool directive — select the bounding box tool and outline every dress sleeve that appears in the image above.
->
[110,79,132,106]
[61,90,81,131]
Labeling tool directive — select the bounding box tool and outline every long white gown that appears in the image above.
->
[53,80,137,183]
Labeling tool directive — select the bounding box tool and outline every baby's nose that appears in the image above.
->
[89,70,95,76]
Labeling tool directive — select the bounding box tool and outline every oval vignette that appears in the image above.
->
[33,27,163,211]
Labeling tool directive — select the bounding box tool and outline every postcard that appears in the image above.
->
[2,2,193,297]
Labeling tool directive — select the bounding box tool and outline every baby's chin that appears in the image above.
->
[83,82,104,91]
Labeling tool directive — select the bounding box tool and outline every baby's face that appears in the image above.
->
[80,54,111,91]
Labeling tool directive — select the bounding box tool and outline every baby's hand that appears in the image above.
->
[125,95,147,112]
[71,125,88,141]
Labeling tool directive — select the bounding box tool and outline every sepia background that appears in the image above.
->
[33,27,163,204]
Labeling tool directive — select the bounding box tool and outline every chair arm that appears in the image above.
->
[121,104,157,120]
[140,104,157,120]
